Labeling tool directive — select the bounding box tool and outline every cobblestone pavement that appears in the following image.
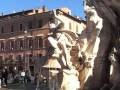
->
[0,83,49,90]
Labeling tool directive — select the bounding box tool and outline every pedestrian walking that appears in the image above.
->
[20,70,25,84]
[0,78,1,88]
[34,73,40,90]
[25,70,31,84]
[2,69,8,87]
[0,70,2,88]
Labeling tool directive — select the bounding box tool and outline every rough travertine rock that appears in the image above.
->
[83,0,120,90]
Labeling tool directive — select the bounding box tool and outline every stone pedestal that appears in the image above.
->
[61,69,80,90]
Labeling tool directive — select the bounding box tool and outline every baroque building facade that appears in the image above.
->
[0,7,85,75]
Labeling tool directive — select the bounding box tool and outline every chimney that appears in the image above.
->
[60,7,71,15]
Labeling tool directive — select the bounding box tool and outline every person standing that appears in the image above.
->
[34,73,40,90]
[2,69,8,87]
[0,71,2,88]
[20,70,25,84]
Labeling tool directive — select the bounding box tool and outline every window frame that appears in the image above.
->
[20,24,23,31]
[1,26,4,34]
[11,25,14,32]
[28,21,33,29]
[69,22,72,30]
[38,20,43,28]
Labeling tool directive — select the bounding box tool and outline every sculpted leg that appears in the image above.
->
[61,42,73,69]
[48,37,62,58]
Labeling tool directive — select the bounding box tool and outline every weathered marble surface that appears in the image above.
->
[84,0,120,90]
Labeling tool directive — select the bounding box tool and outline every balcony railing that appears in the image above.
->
[0,36,46,52]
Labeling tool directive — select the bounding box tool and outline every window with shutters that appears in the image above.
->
[20,24,23,31]
[1,26,4,33]
[69,22,72,29]
[28,21,32,29]
[38,37,43,48]
[76,25,78,33]
[38,20,43,28]
[20,40,24,49]
[28,39,33,49]
[1,42,4,51]
[10,41,14,50]
[11,25,14,32]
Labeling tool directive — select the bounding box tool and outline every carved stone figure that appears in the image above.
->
[83,0,120,90]
[47,25,81,90]
[77,2,104,90]
[48,23,76,69]
[61,69,80,90]
[109,46,120,89]
[47,13,103,89]
[84,4,103,55]
[45,2,105,90]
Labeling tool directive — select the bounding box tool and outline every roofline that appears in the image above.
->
[0,10,53,21]
[56,9,86,24]
[0,9,33,18]
[0,8,86,24]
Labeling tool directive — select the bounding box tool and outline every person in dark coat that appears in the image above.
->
[0,70,2,88]
[2,69,8,86]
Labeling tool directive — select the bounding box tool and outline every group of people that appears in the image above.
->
[0,68,47,89]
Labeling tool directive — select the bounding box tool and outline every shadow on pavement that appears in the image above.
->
[5,82,49,90]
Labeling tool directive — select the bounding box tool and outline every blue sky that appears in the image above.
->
[0,0,85,18]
